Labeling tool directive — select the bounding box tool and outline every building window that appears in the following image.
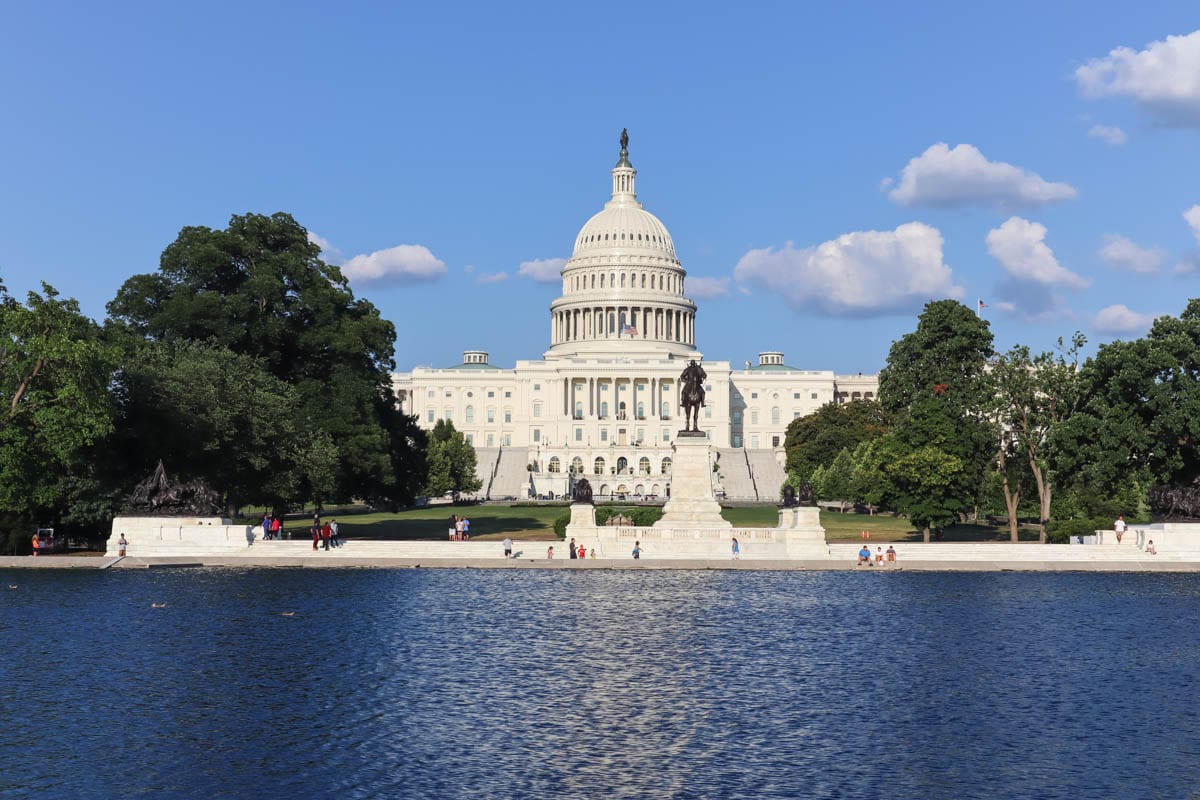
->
[465,433,473,444]
[794,411,802,418]
[772,435,780,448]
[534,384,541,391]
[504,409,512,423]
[594,457,606,475]
[751,435,759,448]
[574,401,583,419]
[793,393,801,399]
[575,427,583,442]
[661,401,669,418]
[662,428,670,442]
[445,391,452,398]
[601,429,608,442]
[636,427,644,442]
[445,408,453,421]
[505,391,511,398]
[533,429,540,442]
[636,401,645,419]
[504,434,511,446]
[426,409,435,423]
[600,401,609,418]
[751,410,759,425]
[533,402,542,418]
[705,406,712,418]
[733,410,742,423]
[572,456,583,474]
[811,392,818,400]
[488,391,495,398]
[733,434,742,447]
[751,392,758,399]
[486,434,494,446]
[487,408,495,423]
[771,407,780,425]
[549,456,560,473]
[617,456,628,473]
[661,457,672,473]
[639,457,650,474]
[426,390,435,398]
[465,406,474,423]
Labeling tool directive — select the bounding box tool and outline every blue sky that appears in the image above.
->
[2,1,1199,374]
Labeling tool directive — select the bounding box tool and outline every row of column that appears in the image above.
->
[560,376,676,420]
[553,305,693,346]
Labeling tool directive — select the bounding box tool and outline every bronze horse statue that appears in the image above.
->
[680,360,706,432]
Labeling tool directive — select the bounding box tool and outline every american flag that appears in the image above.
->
[621,324,638,336]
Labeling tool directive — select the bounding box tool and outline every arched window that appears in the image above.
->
[465,405,474,423]
[661,457,672,473]
[771,407,781,425]
[635,484,644,496]
[548,457,561,473]
[617,456,628,473]
[639,456,650,475]
[610,273,615,287]
[661,400,670,418]
[574,401,583,419]
[620,273,625,288]
[571,456,583,474]
[641,274,646,288]
[591,275,596,288]
[600,274,605,288]
[594,457,606,475]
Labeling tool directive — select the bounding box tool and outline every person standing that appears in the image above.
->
[271,516,281,541]
[578,543,586,559]
[448,514,457,541]
[731,537,740,560]
[569,537,578,559]
[311,524,320,551]
[461,517,470,540]
[321,522,332,551]
[1114,515,1127,543]
[262,514,272,540]
[31,532,40,557]
[330,519,340,548]
[632,541,642,560]
[502,537,513,558]
[118,533,128,557]
[547,545,555,559]
[455,517,465,542]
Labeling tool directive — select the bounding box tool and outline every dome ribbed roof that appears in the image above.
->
[571,205,676,259]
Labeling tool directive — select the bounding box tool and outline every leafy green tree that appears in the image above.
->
[883,443,965,542]
[986,335,1085,541]
[821,448,855,512]
[1053,303,1200,512]
[106,212,423,508]
[0,282,119,549]
[847,439,889,514]
[422,420,482,500]
[113,339,300,514]
[784,400,890,482]
[879,300,996,526]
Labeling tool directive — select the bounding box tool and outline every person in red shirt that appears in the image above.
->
[311,525,320,551]
[578,543,586,559]
[321,522,332,551]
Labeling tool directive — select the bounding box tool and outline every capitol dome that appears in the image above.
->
[547,131,697,360]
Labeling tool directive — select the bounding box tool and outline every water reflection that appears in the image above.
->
[1,569,1198,799]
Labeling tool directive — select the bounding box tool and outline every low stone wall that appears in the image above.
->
[105,516,255,558]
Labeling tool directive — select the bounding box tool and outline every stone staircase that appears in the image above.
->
[745,450,787,502]
[469,448,501,500]
[488,446,530,500]
[715,448,757,500]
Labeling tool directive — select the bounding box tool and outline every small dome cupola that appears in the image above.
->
[611,127,637,201]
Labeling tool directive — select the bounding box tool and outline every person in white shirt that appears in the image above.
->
[1145,540,1157,555]
[1114,515,1127,543]
[502,537,513,558]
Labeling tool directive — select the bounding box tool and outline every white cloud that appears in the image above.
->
[687,276,729,298]
[1087,124,1128,145]
[1098,234,1164,273]
[986,217,1089,289]
[994,301,1017,313]
[307,231,344,264]
[733,222,963,317]
[476,272,509,284]
[887,143,1077,209]
[1176,204,1200,274]
[340,244,447,285]
[1093,304,1159,335]
[517,257,566,283]
[1075,30,1200,126]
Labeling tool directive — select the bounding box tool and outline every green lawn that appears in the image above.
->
[253,503,1039,542]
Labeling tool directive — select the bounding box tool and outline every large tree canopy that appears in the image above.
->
[784,400,890,482]
[1054,300,1200,504]
[0,282,119,548]
[106,212,423,508]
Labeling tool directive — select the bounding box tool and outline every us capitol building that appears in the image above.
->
[393,133,877,501]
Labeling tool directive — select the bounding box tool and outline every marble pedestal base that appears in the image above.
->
[654,434,730,529]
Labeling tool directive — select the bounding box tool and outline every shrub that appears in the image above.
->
[1045,517,1112,544]
[553,513,570,539]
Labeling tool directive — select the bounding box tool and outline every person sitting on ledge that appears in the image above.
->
[857,545,871,565]
[1146,540,1157,555]
[886,545,897,563]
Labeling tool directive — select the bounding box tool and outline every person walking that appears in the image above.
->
[321,522,332,551]
[569,537,578,559]
[311,524,320,551]
[271,516,281,541]
[1114,515,1127,543]
[731,537,740,560]
[502,537,513,558]
[632,541,642,560]
[262,514,272,540]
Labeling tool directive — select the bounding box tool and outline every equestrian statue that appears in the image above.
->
[679,359,706,433]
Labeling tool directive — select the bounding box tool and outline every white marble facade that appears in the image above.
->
[392,136,878,499]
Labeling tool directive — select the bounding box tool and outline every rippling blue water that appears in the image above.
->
[2,568,1198,799]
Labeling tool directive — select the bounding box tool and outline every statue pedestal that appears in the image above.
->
[569,503,596,529]
[777,506,829,558]
[654,435,730,529]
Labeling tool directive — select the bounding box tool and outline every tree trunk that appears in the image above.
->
[1027,446,1050,544]
[923,525,931,543]
[999,447,1020,543]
